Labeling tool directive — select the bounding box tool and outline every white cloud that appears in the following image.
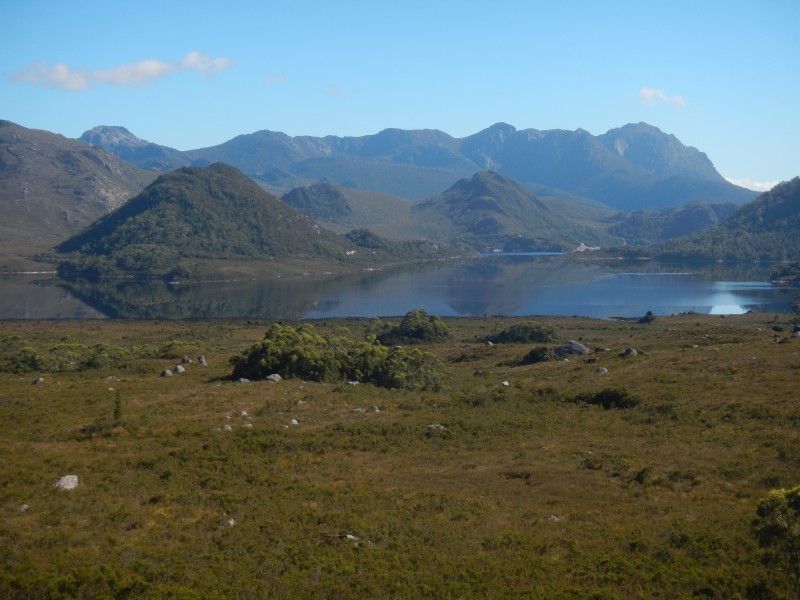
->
[11,52,232,91]
[324,84,341,96]
[724,177,780,192]
[266,73,286,84]
[639,87,686,108]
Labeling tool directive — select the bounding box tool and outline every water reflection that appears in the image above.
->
[3,257,798,320]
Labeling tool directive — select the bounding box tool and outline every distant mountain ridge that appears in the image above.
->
[79,122,757,211]
[609,202,738,245]
[80,126,194,172]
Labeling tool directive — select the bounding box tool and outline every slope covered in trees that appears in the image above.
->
[656,178,800,261]
[55,163,449,279]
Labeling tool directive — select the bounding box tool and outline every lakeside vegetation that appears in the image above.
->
[1,312,800,598]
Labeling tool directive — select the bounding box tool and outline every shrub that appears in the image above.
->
[0,335,47,373]
[159,340,200,359]
[574,388,641,410]
[230,322,445,390]
[370,309,451,346]
[754,484,800,597]
[518,347,557,365]
[485,321,557,344]
[639,310,656,324]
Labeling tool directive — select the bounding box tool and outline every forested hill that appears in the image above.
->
[55,163,442,279]
[412,171,613,251]
[657,177,800,261]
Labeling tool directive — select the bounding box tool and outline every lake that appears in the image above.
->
[2,255,798,320]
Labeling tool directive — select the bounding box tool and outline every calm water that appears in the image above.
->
[2,256,798,320]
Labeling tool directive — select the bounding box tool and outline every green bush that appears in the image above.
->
[230,322,445,390]
[158,340,200,359]
[0,337,141,374]
[0,335,46,373]
[754,484,800,597]
[574,388,641,410]
[485,320,557,344]
[370,309,451,346]
[518,346,557,365]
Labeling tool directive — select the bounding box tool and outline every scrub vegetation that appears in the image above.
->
[1,312,799,598]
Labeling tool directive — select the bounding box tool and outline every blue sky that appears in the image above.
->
[2,0,798,191]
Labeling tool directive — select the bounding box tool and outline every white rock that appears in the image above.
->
[289,419,299,425]
[55,475,78,490]
[502,381,509,387]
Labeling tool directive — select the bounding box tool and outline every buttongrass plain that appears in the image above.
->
[0,313,798,598]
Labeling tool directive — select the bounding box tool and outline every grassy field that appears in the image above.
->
[1,313,799,598]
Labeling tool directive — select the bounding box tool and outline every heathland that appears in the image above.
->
[1,312,799,598]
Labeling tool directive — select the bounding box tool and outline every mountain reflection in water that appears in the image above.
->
[4,256,799,320]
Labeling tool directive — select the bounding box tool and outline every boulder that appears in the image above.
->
[555,340,591,358]
[622,348,638,357]
[174,365,186,374]
[160,369,173,377]
[54,475,78,490]
[32,377,44,385]
[197,355,208,366]
[238,378,251,384]
[266,374,282,382]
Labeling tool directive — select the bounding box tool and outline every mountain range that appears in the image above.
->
[1,118,795,278]
[80,122,757,211]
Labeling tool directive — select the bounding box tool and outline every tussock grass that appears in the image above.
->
[1,313,799,598]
